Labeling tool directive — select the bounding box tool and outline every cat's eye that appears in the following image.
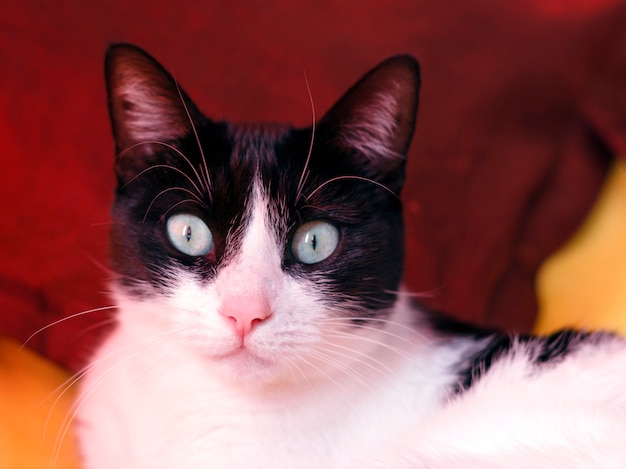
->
[166,213,213,257]
[291,221,340,265]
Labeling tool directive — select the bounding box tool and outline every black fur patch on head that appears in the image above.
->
[273,126,406,317]
[109,119,250,293]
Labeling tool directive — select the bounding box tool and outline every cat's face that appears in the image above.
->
[106,44,420,384]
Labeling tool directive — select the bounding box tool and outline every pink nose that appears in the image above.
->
[219,295,272,339]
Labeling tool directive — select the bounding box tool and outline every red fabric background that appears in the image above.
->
[2,0,626,372]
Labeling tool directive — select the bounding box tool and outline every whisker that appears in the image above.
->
[306,175,399,201]
[172,75,212,194]
[158,198,209,223]
[84,253,118,277]
[297,354,350,393]
[319,342,399,381]
[295,71,316,203]
[385,288,442,299]
[322,322,417,353]
[282,356,312,386]
[43,326,175,431]
[308,350,378,395]
[142,187,208,222]
[52,327,184,469]
[20,305,118,349]
[73,317,118,341]
[122,163,205,200]
[118,141,206,196]
[325,330,414,361]
[44,365,95,443]
[320,316,425,337]
[322,315,412,333]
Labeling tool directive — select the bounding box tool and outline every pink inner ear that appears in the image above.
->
[318,55,419,184]
[112,74,191,146]
[338,88,404,162]
[219,293,273,339]
[106,44,198,150]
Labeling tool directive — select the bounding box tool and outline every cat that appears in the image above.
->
[76,43,626,468]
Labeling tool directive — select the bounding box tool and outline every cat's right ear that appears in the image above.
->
[318,55,420,195]
[105,44,202,179]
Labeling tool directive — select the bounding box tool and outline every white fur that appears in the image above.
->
[77,184,626,468]
[389,341,626,468]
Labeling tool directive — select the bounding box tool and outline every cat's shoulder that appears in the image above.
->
[426,310,626,395]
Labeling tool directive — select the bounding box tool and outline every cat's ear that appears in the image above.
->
[105,43,202,155]
[319,55,420,194]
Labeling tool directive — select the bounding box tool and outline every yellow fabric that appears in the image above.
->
[537,158,626,335]
[0,337,80,469]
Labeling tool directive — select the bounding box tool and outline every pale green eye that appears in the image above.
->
[291,221,340,265]
[166,213,213,256]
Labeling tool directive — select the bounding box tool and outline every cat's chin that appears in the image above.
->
[209,346,287,385]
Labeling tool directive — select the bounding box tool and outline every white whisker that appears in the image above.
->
[282,355,312,386]
[121,163,205,199]
[158,198,209,223]
[295,72,316,203]
[324,329,415,360]
[52,327,185,469]
[320,316,427,339]
[142,186,208,222]
[321,319,420,348]
[308,349,378,395]
[296,353,350,393]
[20,305,118,349]
[306,175,399,201]
[385,288,441,299]
[172,75,212,194]
[44,325,178,430]
[85,253,118,277]
[118,141,207,196]
[319,342,399,381]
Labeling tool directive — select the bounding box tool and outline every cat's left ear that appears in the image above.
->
[319,55,420,194]
[105,43,204,181]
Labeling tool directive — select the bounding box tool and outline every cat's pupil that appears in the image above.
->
[184,226,192,242]
[309,234,317,250]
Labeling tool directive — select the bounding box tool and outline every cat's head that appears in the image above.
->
[106,44,420,385]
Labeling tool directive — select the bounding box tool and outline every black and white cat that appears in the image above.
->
[77,44,626,468]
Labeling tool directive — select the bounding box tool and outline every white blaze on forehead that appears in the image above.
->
[216,182,283,302]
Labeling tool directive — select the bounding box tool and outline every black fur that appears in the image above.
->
[430,313,602,395]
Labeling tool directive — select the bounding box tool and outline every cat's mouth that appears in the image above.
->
[209,343,284,383]
[222,344,257,358]
[217,343,273,367]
